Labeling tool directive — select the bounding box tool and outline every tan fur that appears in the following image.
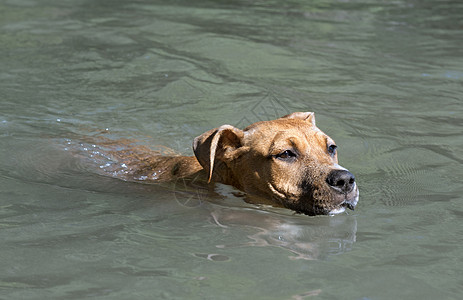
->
[101,112,359,215]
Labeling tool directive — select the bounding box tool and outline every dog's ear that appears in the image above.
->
[193,125,245,183]
[281,112,316,126]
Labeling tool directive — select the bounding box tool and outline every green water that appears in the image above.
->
[1,0,462,299]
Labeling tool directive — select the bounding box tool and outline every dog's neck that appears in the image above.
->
[143,155,242,190]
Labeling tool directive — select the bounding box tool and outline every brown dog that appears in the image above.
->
[102,112,359,216]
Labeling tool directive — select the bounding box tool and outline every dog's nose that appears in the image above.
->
[326,169,356,193]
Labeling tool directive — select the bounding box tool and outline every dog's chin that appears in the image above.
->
[325,200,356,216]
[328,206,347,215]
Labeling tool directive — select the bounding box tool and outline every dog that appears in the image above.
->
[98,112,359,216]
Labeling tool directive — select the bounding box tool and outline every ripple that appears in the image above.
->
[0,136,127,195]
[193,253,230,262]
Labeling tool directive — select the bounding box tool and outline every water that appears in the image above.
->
[1,0,462,299]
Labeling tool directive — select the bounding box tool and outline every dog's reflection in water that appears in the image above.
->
[208,205,357,261]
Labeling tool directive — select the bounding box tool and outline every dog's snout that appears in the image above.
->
[326,169,355,193]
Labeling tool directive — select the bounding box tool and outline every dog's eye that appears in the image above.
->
[328,144,337,155]
[276,150,297,160]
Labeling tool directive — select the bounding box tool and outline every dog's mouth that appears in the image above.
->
[329,184,359,215]
[343,201,356,211]
[328,201,356,216]
[343,182,359,209]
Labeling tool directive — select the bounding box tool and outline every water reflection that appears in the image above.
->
[209,207,357,260]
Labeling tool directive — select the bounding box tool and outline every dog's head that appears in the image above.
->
[193,112,359,216]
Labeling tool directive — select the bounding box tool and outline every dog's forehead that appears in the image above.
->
[243,119,328,148]
[245,118,314,132]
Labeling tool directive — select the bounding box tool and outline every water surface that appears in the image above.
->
[1,0,462,299]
